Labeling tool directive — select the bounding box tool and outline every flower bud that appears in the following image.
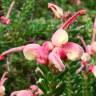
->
[48,3,63,19]
[51,29,68,47]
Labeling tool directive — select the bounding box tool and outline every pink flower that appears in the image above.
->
[10,85,43,96]
[48,42,83,73]
[48,3,64,19]
[30,85,43,95]
[0,16,11,25]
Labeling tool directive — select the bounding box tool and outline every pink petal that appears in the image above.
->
[36,46,49,64]
[48,52,65,73]
[51,29,68,47]
[63,42,84,61]
[23,44,40,60]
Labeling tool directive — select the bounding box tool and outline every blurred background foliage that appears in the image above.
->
[0,0,96,96]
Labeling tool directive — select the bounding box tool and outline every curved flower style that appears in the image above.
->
[0,72,8,96]
[0,42,53,65]
[0,46,25,61]
[48,3,64,19]
[51,9,86,47]
[60,9,86,29]
[10,85,43,96]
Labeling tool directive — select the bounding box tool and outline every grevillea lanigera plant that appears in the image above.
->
[0,2,96,96]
